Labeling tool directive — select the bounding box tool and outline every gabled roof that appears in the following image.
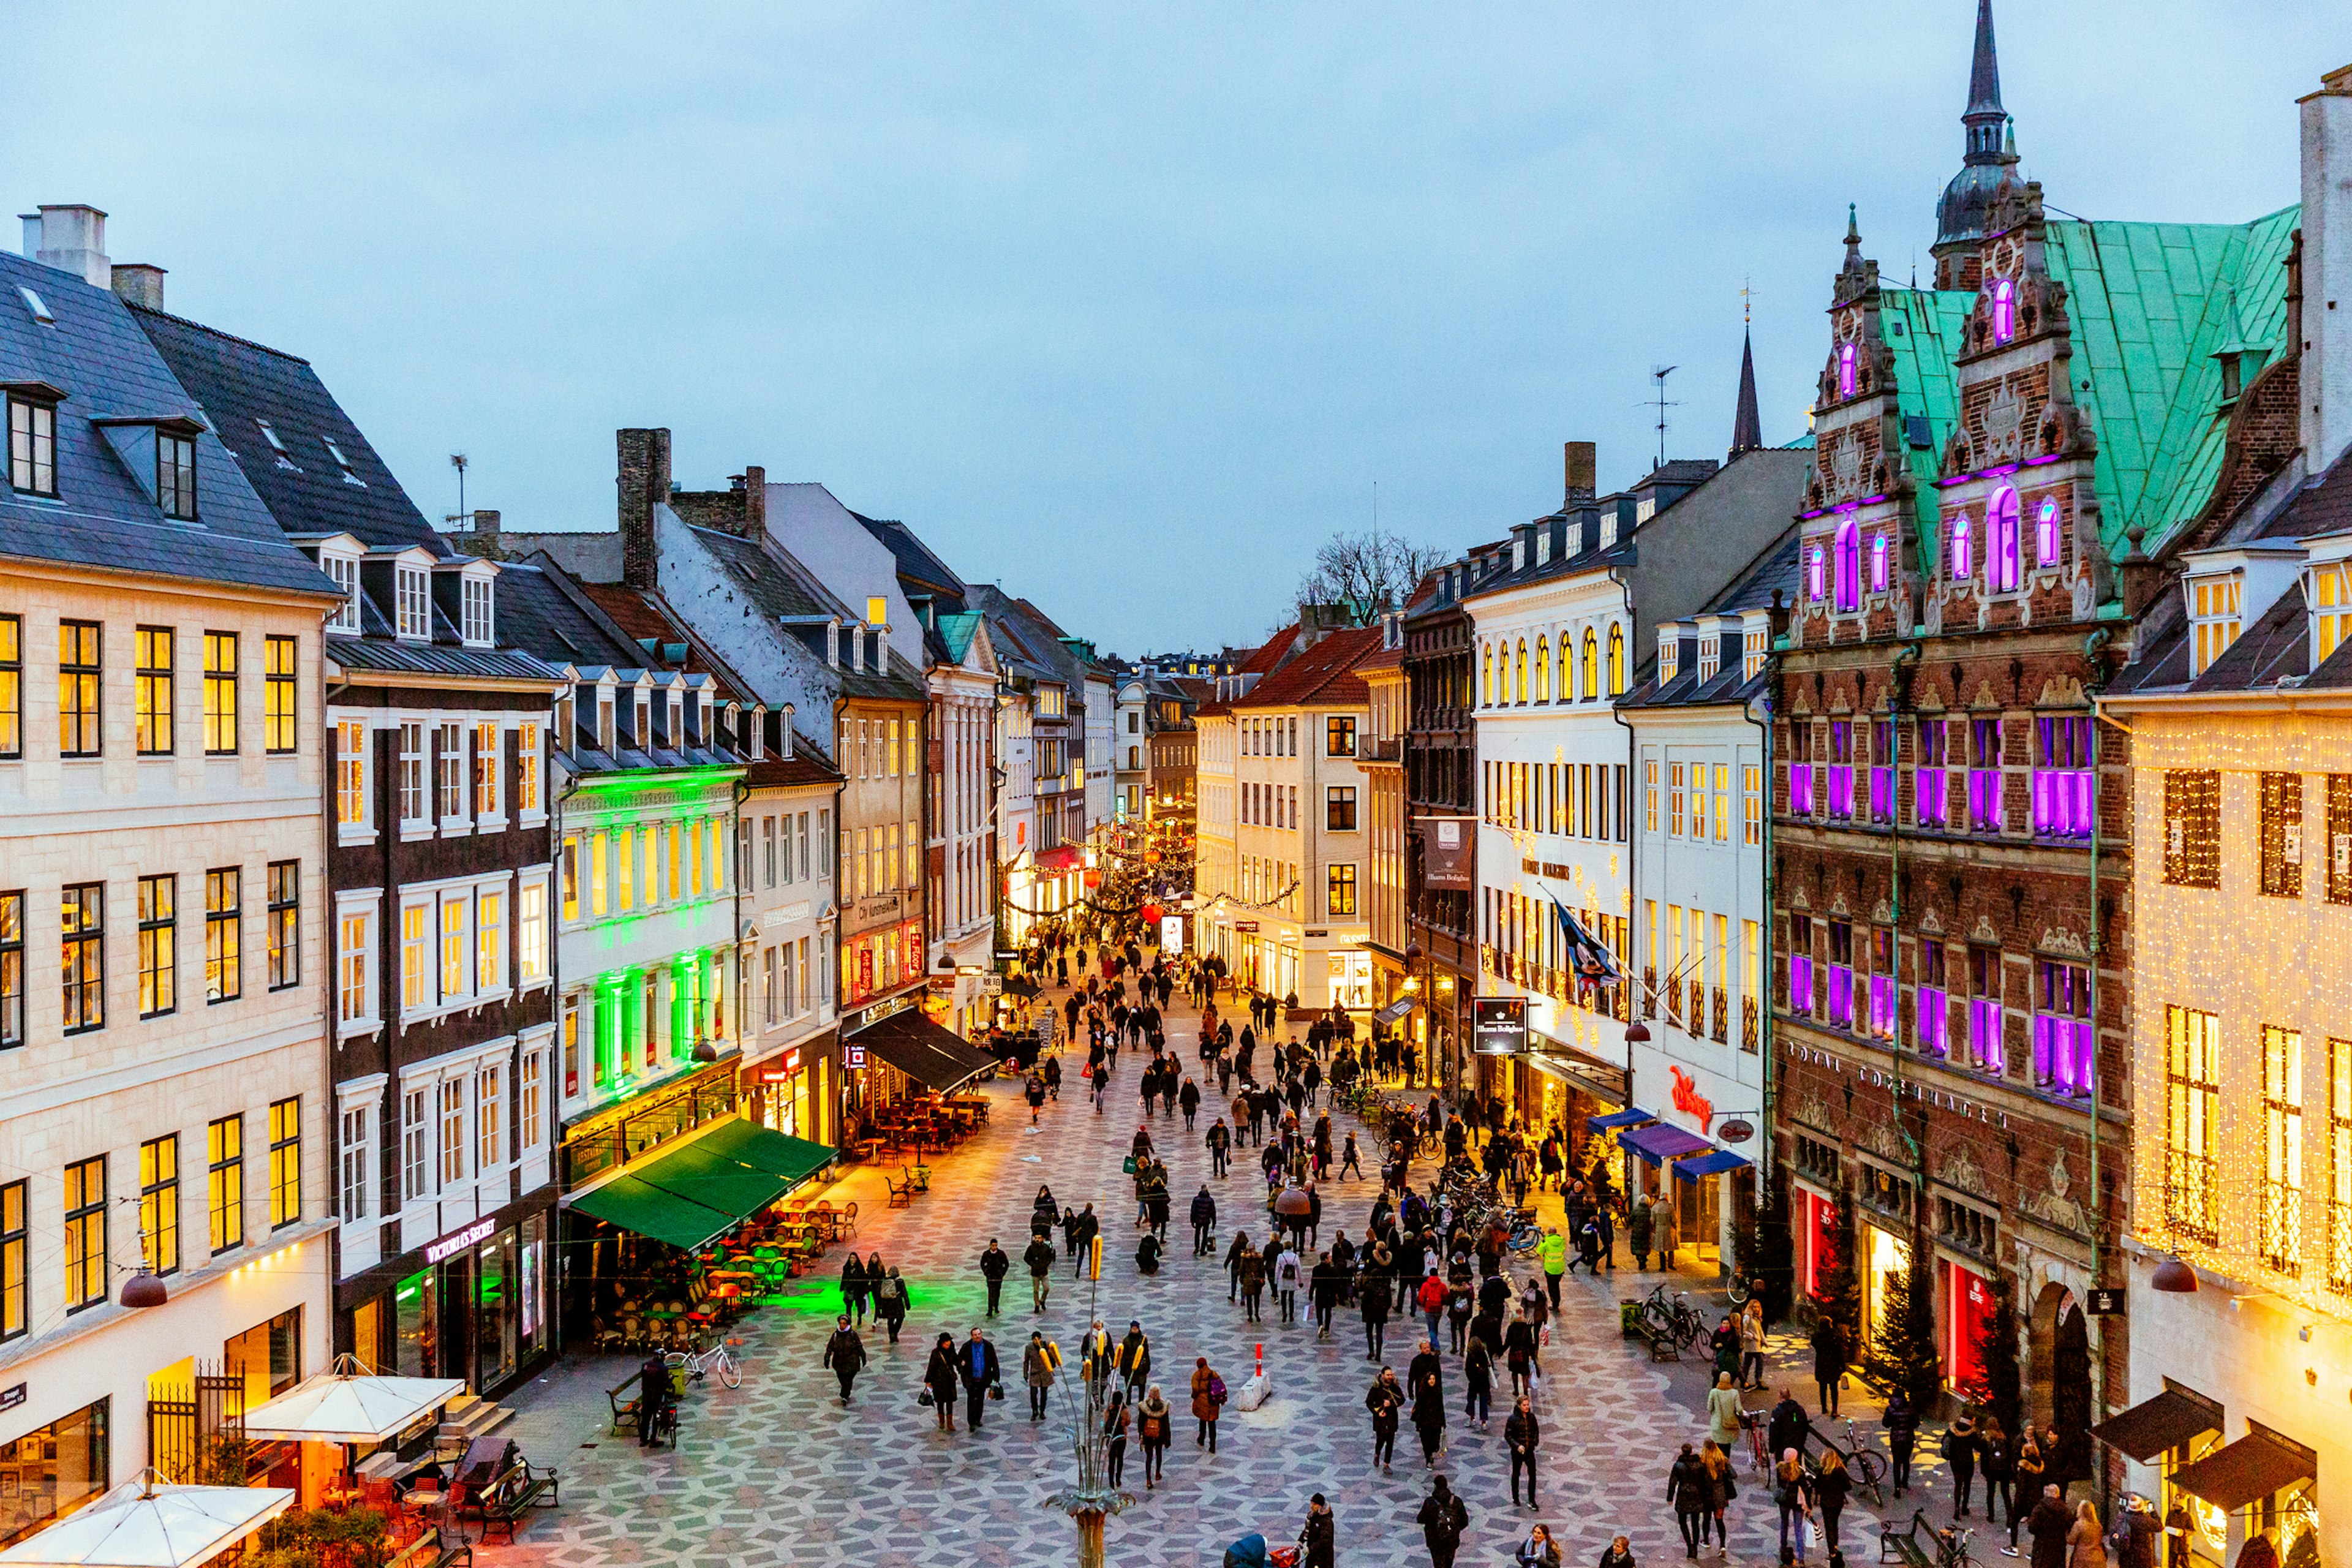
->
[852,510,965,600]
[0,251,337,599]
[1231,627,1382,709]
[496,559,646,669]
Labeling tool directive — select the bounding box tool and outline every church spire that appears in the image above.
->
[1966,0,2003,121]
[1730,288,1763,458]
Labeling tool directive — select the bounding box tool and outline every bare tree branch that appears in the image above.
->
[1291,529,1448,625]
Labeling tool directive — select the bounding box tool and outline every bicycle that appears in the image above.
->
[667,1337,745,1390]
[1840,1417,1889,1505]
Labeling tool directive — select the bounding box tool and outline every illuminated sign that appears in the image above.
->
[846,1045,869,1069]
[1473,996,1526,1056]
[1668,1065,1716,1132]
[424,1217,499,1265]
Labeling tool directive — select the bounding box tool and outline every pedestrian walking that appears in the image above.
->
[1360,1263,1393,1361]
[872,1267,909,1344]
[1670,1442,1712,1558]
[1740,1297,1768,1389]
[1504,1393,1540,1505]
[1885,1387,1919,1496]
[1627,1193,1653,1272]
[1504,1310,1540,1400]
[1947,1406,1982,1517]
[1226,1228,1251,1301]
[1137,1385,1173,1489]
[823,1315,866,1406]
[1983,1416,2016,1528]
[1366,1366,1405,1472]
[1192,1185,1218,1255]
[1774,1450,1816,1566]
[1514,1524,1563,1568]
[1190,1356,1226,1453]
[1409,1344,1447,1468]
[1766,1386,1811,1464]
[1598,1536,1637,1568]
[1275,1240,1302,1324]
[2068,1502,2108,1568]
[1816,1447,1852,1559]
[1539,1227,1567,1310]
[1181,1076,1202,1129]
[979,1239,1011,1317]
[1811,1316,1847,1416]
[1026,1072,1047,1125]
[1418,1268,1448,1348]
[1208,1117,1232,1178]
[1415,1475,1469,1568]
[2010,1431,2047,1553]
[841,1251,870,1325]
[1116,1319,1152,1402]
[959,1328,1002,1431]
[1023,1331,1059,1421]
[2028,1487,2075,1568]
[924,1334,962,1432]
[1702,1439,1736,1552]
[1103,1392,1130,1488]
[1299,1494,1337,1568]
[1239,1244,1267,1322]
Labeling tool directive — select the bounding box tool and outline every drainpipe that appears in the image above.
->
[1889,638,1926,1259]
[1744,682,1774,1205]
[2081,625,2114,1457]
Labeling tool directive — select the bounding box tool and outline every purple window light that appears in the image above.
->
[1991,279,2016,345]
[1871,533,1889,592]
[1917,986,1948,1056]
[1869,974,1896,1039]
[1835,521,1861,612]
[1871,764,1893,821]
[1990,488,2021,593]
[1969,998,2003,1074]
[1789,954,1814,1017]
[1827,963,1854,1029]
[1951,512,1972,580]
[1809,546,1826,602]
[1838,344,1857,398]
[2037,498,2062,567]
[1791,763,1814,816]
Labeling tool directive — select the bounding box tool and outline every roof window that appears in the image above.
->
[255,418,301,472]
[16,285,52,325]
[322,439,367,488]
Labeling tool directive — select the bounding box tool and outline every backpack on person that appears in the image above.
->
[1208,1373,1227,1405]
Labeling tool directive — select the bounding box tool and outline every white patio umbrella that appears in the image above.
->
[238,1355,463,1446]
[0,1472,295,1568]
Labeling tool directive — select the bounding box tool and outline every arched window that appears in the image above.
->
[2036,497,2062,567]
[1808,544,1826,601]
[1834,519,1861,612]
[1989,487,2021,592]
[1482,646,1493,706]
[1515,639,1528,703]
[1991,279,2016,345]
[1581,628,1599,699]
[1607,624,1626,695]
[1837,344,1858,399]
[1534,638,1550,703]
[1870,533,1890,592]
[1951,513,1972,582]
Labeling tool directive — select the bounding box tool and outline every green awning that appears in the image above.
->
[567,1118,839,1253]
[570,1173,739,1252]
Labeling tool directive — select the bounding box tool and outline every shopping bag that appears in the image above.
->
[1123,1155,1139,1174]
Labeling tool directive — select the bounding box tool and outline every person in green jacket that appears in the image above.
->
[1537,1227,1568,1310]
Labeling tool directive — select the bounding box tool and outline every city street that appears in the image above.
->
[482,990,1948,1568]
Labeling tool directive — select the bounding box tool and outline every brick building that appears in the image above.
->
[1768,0,2298,1466]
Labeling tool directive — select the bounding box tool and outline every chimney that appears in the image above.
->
[616,428,672,592]
[470,508,500,548]
[742,465,766,537]
[2301,63,2352,475]
[1564,440,1598,505]
[31,205,110,288]
[110,263,165,310]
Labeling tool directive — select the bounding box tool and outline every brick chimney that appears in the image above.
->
[742,465,766,537]
[617,428,671,592]
[1564,441,1598,506]
[109,263,165,310]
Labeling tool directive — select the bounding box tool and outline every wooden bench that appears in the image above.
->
[391,1528,472,1568]
[607,1371,644,1436]
[882,1174,916,1208]
[1879,1509,1943,1568]
[478,1465,560,1544]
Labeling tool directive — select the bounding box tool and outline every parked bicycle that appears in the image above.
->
[1838,1417,1889,1504]
[1639,1284,1708,1350]
[666,1336,744,1390]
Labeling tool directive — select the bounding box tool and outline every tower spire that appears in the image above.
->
[1966,0,2002,119]
[1730,284,1763,458]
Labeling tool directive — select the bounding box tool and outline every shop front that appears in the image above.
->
[351,1210,552,1397]
[0,1400,108,1550]
[1793,1182,1839,1300]
[1939,1254,1997,1393]
[740,1035,836,1146]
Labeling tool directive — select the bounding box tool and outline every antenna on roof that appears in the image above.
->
[1647,366,1679,470]
[448,452,469,530]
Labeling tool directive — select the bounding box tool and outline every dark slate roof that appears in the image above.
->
[326,637,565,683]
[0,251,339,598]
[852,510,965,599]
[687,525,925,703]
[1618,525,1797,712]
[497,559,645,668]
[130,303,450,556]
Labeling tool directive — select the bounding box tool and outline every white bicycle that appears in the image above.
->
[667,1337,744,1390]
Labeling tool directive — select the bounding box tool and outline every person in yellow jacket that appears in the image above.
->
[1537,1227,1569,1311]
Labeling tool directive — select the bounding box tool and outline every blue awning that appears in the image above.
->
[1619,1122,1713,1164]
[1673,1148,1753,1181]
[1586,1107,1657,1134]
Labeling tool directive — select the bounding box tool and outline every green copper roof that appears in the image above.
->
[1879,286,1977,561]
[936,610,984,665]
[2045,207,2299,553]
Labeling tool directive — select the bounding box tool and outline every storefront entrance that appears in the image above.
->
[390,1214,548,1395]
[1861,1222,1910,1349]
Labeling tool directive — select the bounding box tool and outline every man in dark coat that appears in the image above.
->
[1023,1234,1058,1311]
[822,1314,866,1404]
[1298,1493,1336,1568]
[959,1327,1002,1431]
[636,1349,674,1446]
[1415,1475,1469,1568]
[979,1239,1011,1317]
[2028,1485,2075,1568]
[1766,1387,1811,1463]
[1191,1186,1218,1255]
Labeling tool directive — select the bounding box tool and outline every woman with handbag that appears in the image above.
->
[922,1334,960,1433]
[1702,1439,1737,1553]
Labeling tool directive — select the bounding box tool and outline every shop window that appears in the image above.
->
[0,1399,109,1551]
[226,1305,302,1408]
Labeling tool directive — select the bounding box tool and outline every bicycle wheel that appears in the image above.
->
[1850,1448,1887,1502]
[718,1352,742,1390]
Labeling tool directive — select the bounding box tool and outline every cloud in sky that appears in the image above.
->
[3,1,2336,652]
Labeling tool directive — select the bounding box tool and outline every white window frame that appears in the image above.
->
[438,1075,468,1188]
[476,1060,504,1175]
[398,895,432,1017]
[516,871,551,987]
[323,552,362,634]
[2187,573,2243,677]
[472,720,503,829]
[334,714,373,842]
[435,720,467,829]
[461,575,494,647]
[338,1098,374,1223]
[474,884,507,999]
[515,722,545,823]
[401,1085,431,1205]
[519,1046,545,1156]
[334,891,382,1039]
[398,720,428,834]
[395,565,431,641]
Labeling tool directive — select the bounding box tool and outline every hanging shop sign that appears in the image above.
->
[0,1383,23,1413]
[1473,995,1527,1057]
[2085,1288,2125,1316]
[846,1044,869,1069]
[1418,816,1476,891]
[1717,1119,1755,1144]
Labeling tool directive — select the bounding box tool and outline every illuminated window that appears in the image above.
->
[1534,638,1550,702]
[440,1078,466,1185]
[2330,775,2352,907]
[62,1156,107,1311]
[473,722,500,818]
[268,1097,301,1228]
[2164,1004,2222,1245]
[1609,624,1627,693]
[476,888,505,993]
[1988,488,2021,594]
[400,902,428,1011]
[1326,863,1357,918]
[2036,498,2062,568]
[264,636,297,753]
[477,1063,502,1174]
[2312,562,2352,665]
[2162,769,2220,888]
[2189,576,2242,676]
[1836,344,1856,399]
[1834,520,1860,611]
[59,620,100,758]
[2263,1026,2304,1274]
[2260,770,2304,900]
[1807,544,1826,602]
[1950,513,1972,582]
[1581,628,1598,699]
[0,614,18,760]
[61,882,104,1033]
[138,874,176,1018]
[267,861,298,991]
[208,1115,244,1253]
[1669,763,1686,838]
[136,626,175,755]
[339,907,374,1027]
[1870,533,1888,592]
[1714,764,1732,845]
[1515,640,1528,703]
[140,1134,178,1276]
[1989,279,2016,344]
[0,1180,20,1341]
[1644,759,1659,833]
[1743,765,1761,846]
[2329,1039,2352,1293]
[1741,627,1766,681]
[439,892,469,1000]
[516,725,540,815]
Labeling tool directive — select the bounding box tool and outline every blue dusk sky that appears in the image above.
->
[2,2,2339,653]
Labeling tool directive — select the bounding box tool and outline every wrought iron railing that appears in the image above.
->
[1741,997,1759,1053]
[2261,1181,2304,1276]
[2163,1149,2222,1247]
[1713,986,1729,1044]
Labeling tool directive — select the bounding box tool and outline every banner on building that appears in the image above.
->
[1417,816,1476,891]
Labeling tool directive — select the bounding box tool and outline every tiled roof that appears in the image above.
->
[852,510,965,599]
[744,751,844,790]
[1232,627,1382,709]
[0,251,338,598]
[497,559,646,669]
[323,635,564,685]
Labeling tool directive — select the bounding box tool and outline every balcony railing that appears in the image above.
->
[1741,996,1758,1052]
[1643,966,1659,1020]
[1360,735,1402,762]
[2261,1182,2304,1276]
[1712,985,1728,1043]
[2163,1149,2222,1246]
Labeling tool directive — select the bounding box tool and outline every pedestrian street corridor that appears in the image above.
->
[482,994,1910,1568]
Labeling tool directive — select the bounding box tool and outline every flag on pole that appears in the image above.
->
[1549,894,1624,987]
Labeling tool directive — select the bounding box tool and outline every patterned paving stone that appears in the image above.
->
[481,990,1964,1567]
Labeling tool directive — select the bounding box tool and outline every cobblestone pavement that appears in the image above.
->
[483,988,1963,1568]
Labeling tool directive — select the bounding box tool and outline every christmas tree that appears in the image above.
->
[1968,1275,2024,1439]
[1866,1253,1945,1412]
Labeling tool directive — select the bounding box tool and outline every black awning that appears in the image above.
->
[2167,1433,2316,1514]
[2089,1388,2222,1461]
[856,1009,1000,1093]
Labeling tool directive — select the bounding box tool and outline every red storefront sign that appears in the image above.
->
[1668,1065,1715,1133]
[1945,1261,1994,1391]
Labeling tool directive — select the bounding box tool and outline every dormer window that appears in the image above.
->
[7,395,58,496]
[323,552,361,633]
[2312,561,2352,665]
[394,565,430,639]
[597,693,614,753]
[322,439,368,488]
[157,432,197,519]
[254,419,300,473]
[1598,512,1616,549]
[2188,575,2242,676]
[1990,279,2017,345]
[1536,530,1550,566]
[1658,631,1679,682]
[668,694,684,745]
[699,693,713,742]
[1697,632,1721,684]
[635,696,652,747]
[1743,626,1768,680]
[461,576,493,646]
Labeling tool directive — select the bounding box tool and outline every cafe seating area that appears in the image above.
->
[846,1093,990,1164]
